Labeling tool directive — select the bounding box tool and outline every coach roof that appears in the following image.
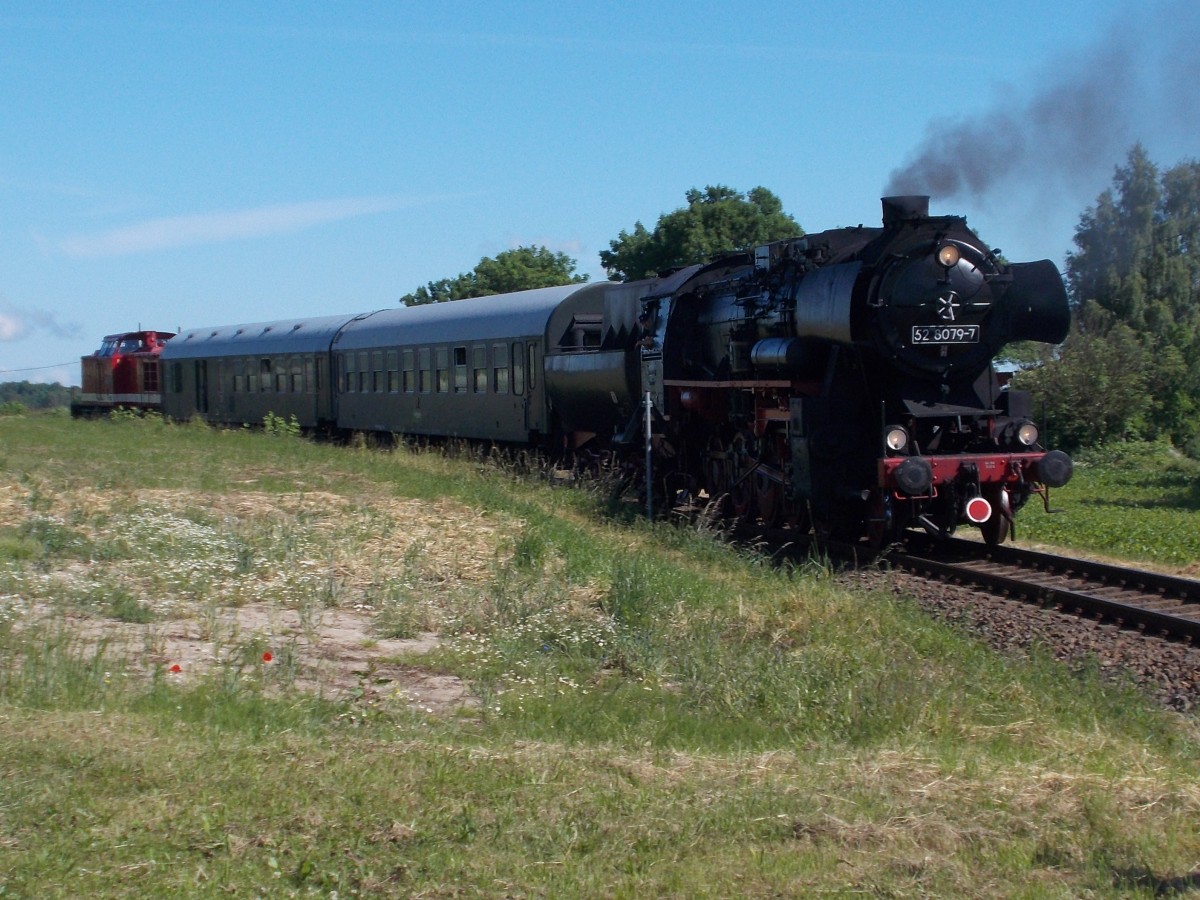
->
[161,284,591,361]
[333,284,588,351]
[162,313,364,360]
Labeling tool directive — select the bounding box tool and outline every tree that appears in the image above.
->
[1013,304,1152,451]
[1031,144,1200,454]
[0,380,78,410]
[400,245,587,306]
[600,185,802,281]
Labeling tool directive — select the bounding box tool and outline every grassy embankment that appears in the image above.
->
[1019,440,1200,572]
[1,411,1197,898]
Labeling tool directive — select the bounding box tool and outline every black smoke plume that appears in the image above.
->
[885,1,1200,203]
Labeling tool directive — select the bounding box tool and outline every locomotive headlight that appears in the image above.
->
[884,425,909,455]
[1017,422,1039,447]
[936,243,961,268]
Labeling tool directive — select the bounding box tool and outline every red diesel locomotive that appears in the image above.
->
[70,330,176,418]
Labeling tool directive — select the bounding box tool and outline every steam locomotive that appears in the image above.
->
[155,196,1072,546]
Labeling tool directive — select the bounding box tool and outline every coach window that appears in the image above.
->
[418,347,432,393]
[291,358,303,393]
[260,358,273,392]
[233,360,244,394]
[387,350,399,393]
[276,357,288,393]
[512,342,524,395]
[402,349,415,393]
[473,345,487,393]
[171,362,183,394]
[436,347,449,393]
[528,344,537,390]
[342,352,354,393]
[493,343,509,394]
[244,358,256,393]
[453,346,467,394]
[357,351,369,393]
[372,350,384,393]
[304,357,315,394]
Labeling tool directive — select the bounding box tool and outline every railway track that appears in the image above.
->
[888,537,1200,645]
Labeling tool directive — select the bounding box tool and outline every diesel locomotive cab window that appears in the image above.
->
[453,347,467,394]
[144,361,159,392]
[493,343,509,394]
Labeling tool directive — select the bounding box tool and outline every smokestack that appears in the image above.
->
[881,196,930,227]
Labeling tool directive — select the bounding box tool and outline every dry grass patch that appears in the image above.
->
[2,478,524,715]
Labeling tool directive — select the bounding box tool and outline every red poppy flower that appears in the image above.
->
[262,652,273,663]
[169,664,182,673]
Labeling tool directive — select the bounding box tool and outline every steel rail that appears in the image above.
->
[888,538,1200,644]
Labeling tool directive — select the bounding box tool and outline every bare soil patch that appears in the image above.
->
[47,601,476,713]
[6,479,512,716]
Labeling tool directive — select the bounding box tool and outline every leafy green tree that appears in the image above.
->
[1028,144,1200,454]
[600,185,802,281]
[0,381,78,410]
[400,245,587,306]
[1013,304,1152,451]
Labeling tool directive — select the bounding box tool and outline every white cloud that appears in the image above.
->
[0,304,81,342]
[58,194,439,259]
[0,311,24,341]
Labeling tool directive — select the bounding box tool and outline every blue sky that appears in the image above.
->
[2,0,1196,385]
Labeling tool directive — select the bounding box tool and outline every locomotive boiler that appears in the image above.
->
[158,196,1072,546]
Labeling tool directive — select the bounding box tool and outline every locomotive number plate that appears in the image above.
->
[911,325,980,344]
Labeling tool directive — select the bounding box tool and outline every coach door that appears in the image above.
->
[194,360,209,414]
[523,341,545,434]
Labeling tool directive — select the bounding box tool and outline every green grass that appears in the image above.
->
[1,413,1198,897]
[1018,439,1200,568]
